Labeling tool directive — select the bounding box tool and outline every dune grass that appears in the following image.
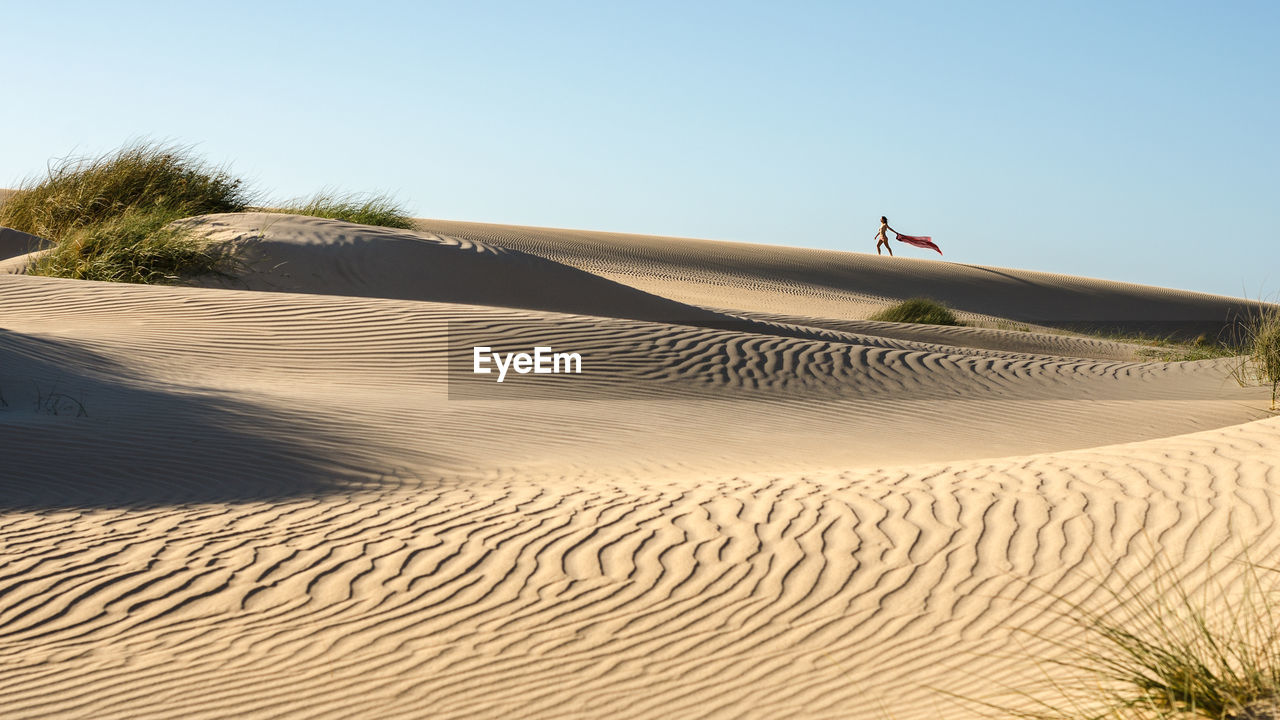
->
[2,142,419,284]
[970,559,1280,720]
[1061,570,1280,720]
[0,142,248,283]
[1234,305,1280,409]
[28,207,230,284]
[0,141,252,243]
[272,191,414,229]
[869,297,963,326]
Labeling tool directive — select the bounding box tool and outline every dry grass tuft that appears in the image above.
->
[272,190,414,229]
[1237,305,1280,409]
[28,207,231,284]
[964,560,1280,720]
[0,141,252,242]
[869,297,963,326]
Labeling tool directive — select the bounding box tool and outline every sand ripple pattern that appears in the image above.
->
[1,419,1278,719]
[0,215,1276,719]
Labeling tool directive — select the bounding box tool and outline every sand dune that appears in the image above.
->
[415,218,1262,339]
[0,214,1276,719]
[185,213,727,325]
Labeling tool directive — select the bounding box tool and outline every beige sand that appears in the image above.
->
[0,214,1276,719]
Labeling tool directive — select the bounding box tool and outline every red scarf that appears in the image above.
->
[895,233,941,255]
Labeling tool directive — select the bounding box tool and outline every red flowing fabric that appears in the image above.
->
[895,233,942,255]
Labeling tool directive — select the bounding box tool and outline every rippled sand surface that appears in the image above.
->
[0,214,1274,718]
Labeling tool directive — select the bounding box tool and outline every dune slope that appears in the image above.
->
[415,218,1262,338]
[0,215,1275,719]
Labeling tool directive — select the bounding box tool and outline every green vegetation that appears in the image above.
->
[1235,304,1280,409]
[1069,575,1280,720]
[1,141,417,285]
[869,297,963,326]
[272,191,414,229]
[962,560,1280,720]
[28,207,229,283]
[0,141,251,243]
[0,142,248,283]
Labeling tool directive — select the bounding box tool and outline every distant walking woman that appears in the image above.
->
[874,216,943,256]
[875,216,896,256]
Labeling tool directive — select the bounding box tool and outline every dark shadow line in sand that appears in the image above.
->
[0,329,419,510]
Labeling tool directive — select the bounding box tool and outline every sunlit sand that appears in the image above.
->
[1,212,1275,719]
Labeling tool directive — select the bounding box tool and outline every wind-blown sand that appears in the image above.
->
[0,214,1276,719]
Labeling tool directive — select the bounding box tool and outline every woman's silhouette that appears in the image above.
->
[875,216,896,256]
[874,216,943,255]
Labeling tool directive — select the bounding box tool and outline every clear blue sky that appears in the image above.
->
[2,1,1276,299]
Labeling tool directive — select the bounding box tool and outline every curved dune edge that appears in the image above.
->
[413,217,1264,336]
[178,213,1159,362]
[0,227,46,262]
[182,212,1260,360]
[183,213,728,325]
[0,213,1277,719]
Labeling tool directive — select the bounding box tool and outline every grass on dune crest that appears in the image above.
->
[3,141,418,284]
[0,141,253,242]
[270,191,414,229]
[1,142,248,283]
[869,297,963,326]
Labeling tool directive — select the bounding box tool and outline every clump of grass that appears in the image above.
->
[0,141,252,242]
[273,190,413,229]
[3,142,420,284]
[1066,570,1280,720]
[0,141,248,284]
[971,559,1280,720]
[869,297,963,326]
[1234,305,1280,409]
[28,207,230,284]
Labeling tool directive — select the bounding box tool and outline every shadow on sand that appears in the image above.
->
[0,329,403,510]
